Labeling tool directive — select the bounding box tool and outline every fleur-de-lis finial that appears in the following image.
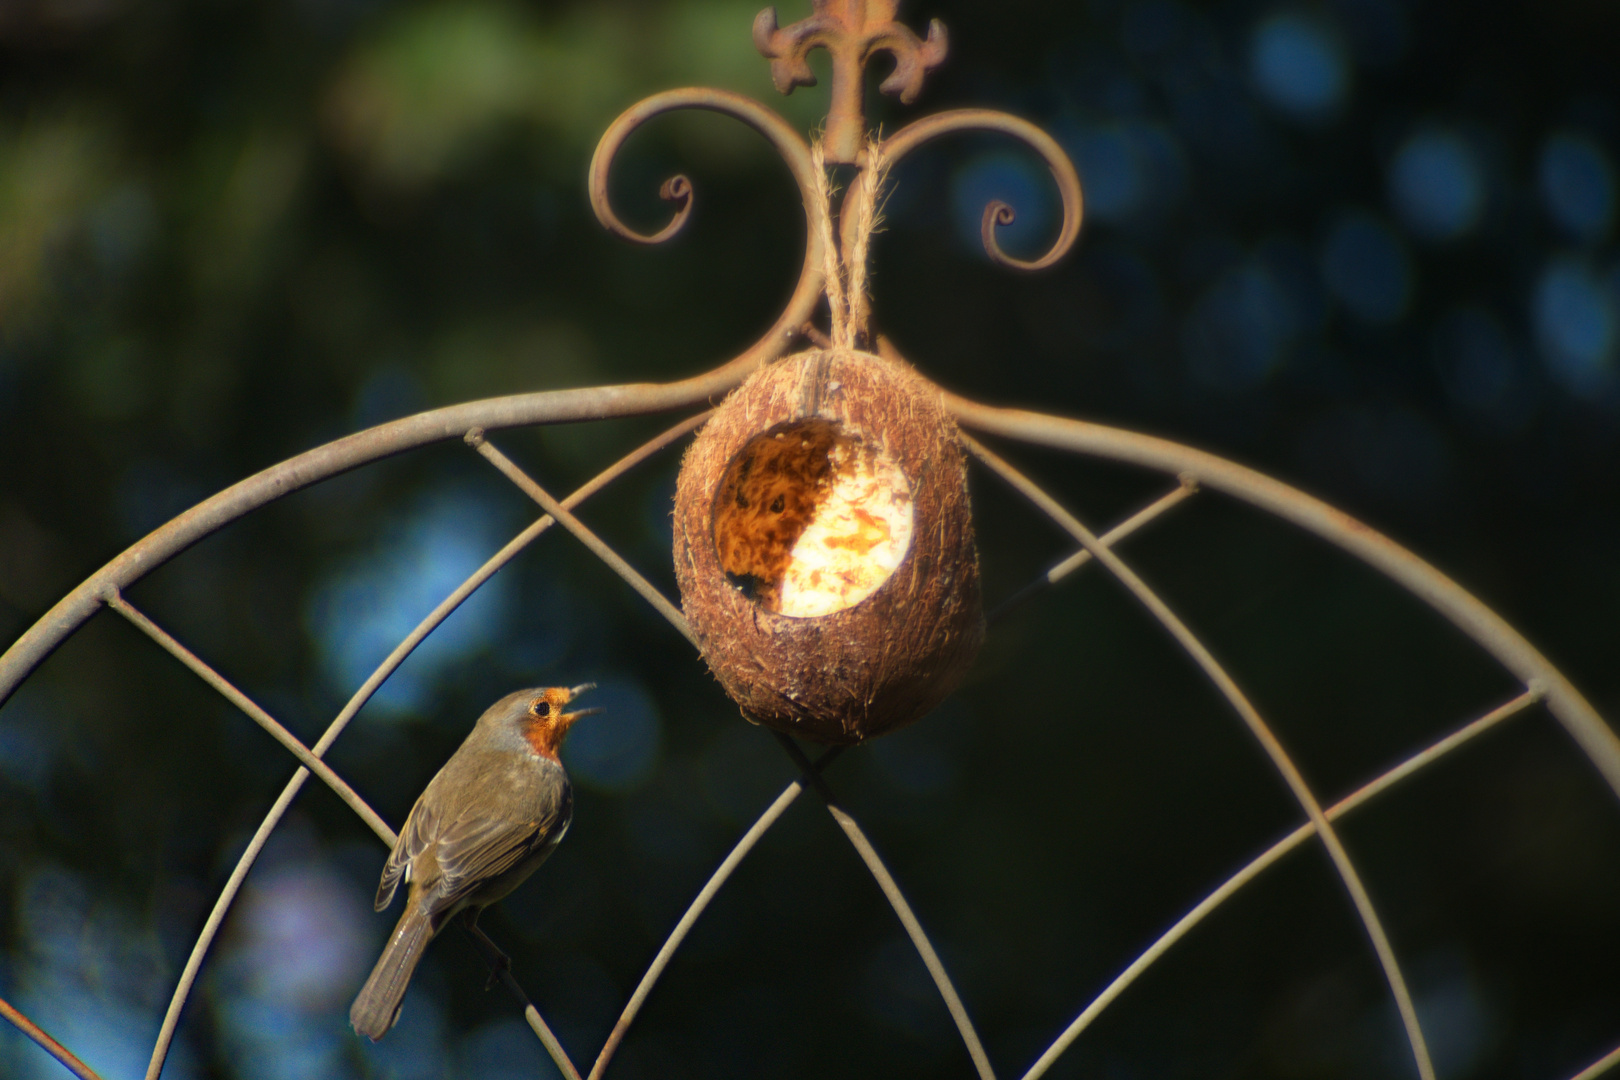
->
[753,0,947,164]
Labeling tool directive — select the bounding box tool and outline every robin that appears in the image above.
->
[350,684,599,1040]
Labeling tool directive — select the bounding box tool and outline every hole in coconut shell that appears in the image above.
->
[711,418,915,618]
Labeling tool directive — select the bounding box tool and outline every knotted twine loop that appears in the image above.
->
[810,136,891,352]
[798,136,891,419]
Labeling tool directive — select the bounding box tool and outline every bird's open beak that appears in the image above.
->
[560,683,602,723]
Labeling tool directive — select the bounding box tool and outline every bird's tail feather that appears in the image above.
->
[350,901,434,1040]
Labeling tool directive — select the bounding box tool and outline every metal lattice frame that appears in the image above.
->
[3,5,1619,1079]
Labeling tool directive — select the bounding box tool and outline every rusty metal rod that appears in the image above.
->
[0,382,751,711]
[989,475,1199,624]
[586,86,823,380]
[467,431,696,648]
[588,746,843,1080]
[772,732,998,1080]
[964,433,1436,1080]
[141,415,707,1080]
[103,588,396,846]
[1021,688,1542,1080]
[877,110,1084,271]
[947,397,1620,807]
[0,994,103,1080]
[1571,1042,1620,1080]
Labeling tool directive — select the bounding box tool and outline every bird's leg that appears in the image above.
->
[458,908,511,990]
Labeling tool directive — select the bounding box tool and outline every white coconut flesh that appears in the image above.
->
[711,419,915,618]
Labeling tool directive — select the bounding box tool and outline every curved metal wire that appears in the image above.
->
[945,396,1620,805]
[586,747,842,1080]
[0,382,746,708]
[4,390,1615,1080]
[0,84,836,703]
[588,88,816,247]
[470,432,999,1077]
[1018,688,1542,1080]
[0,88,834,708]
[0,994,103,1080]
[139,414,708,1080]
[586,86,826,385]
[964,434,1436,1080]
[872,109,1084,271]
[1573,1044,1620,1080]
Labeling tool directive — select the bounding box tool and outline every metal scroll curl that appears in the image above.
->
[587,87,827,378]
[870,108,1085,272]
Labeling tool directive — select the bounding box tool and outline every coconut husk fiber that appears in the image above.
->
[673,347,983,743]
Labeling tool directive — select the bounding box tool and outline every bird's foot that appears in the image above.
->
[459,911,512,990]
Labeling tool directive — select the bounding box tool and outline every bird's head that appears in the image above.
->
[519,684,600,761]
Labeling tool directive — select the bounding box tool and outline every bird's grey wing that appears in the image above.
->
[375,789,439,911]
[429,803,564,912]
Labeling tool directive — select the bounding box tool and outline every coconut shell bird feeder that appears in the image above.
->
[674,344,983,744]
[662,3,1058,745]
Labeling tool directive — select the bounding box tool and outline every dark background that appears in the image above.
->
[2,0,1618,1077]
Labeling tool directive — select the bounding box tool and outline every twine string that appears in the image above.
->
[810,136,889,352]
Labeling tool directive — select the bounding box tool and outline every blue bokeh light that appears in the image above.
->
[950,152,1055,261]
[1415,969,1495,1077]
[9,1000,191,1080]
[1074,127,1139,222]
[1432,306,1534,433]
[236,863,371,1008]
[562,676,661,793]
[1389,128,1485,240]
[306,490,515,715]
[458,1018,560,1080]
[1364,953,1497,1078]
[1184,259,1303,390]
[1533,257,1617,399]
[356,983,449,1080]
[212,860,374,1080]
[1321,210,1413,324]
[0,692,56,793]
[8,866,198,1080]
[1250,12,1350,121]
[215,995,350,1080]
[1068,120,1188,227]
[1538,131,1616,241]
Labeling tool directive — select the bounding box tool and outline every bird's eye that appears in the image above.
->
[531,700,552,717]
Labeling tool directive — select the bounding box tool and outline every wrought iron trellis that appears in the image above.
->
[2,2,1620,1079]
